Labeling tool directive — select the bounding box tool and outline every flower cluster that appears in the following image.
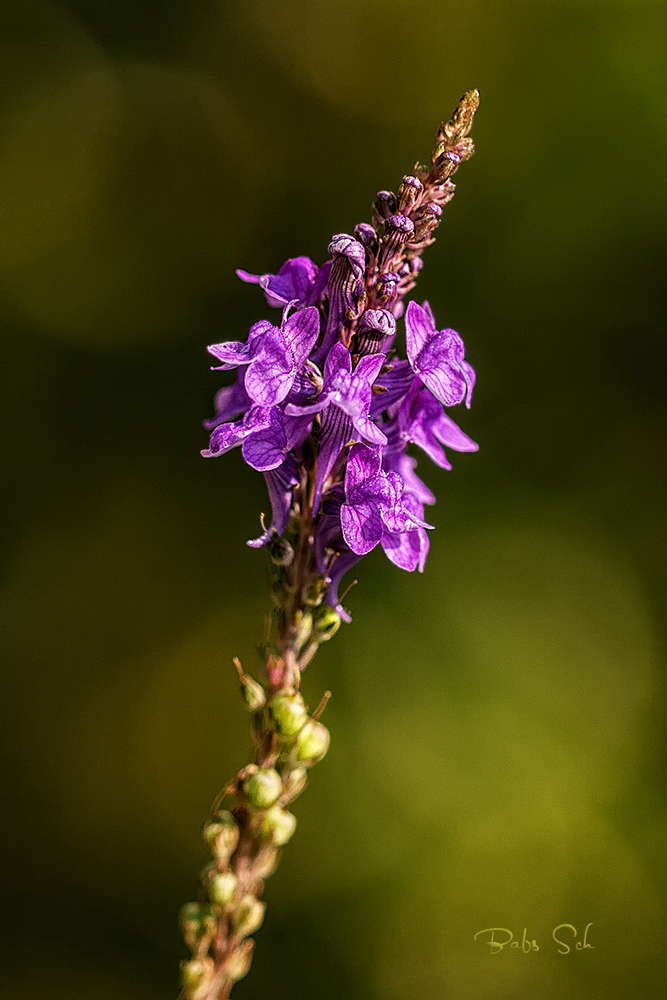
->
[203,92,480,623]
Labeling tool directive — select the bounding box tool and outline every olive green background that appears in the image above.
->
[2,2,666,998]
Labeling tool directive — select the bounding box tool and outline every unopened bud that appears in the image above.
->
[225,938,255,983]
[293,610,313,655]
[270,693,308,738]
[234,895,266,937]
[281,766,308,803]
[294,720,330,766]
[244,767,282,809]
[354,222,376,247]
[398,174,423,213]
[208,870,238,908]
[314,608,341,643]
[180,902,214,949]
[260,805,297,846]
[180,957,214,996]
[240,673,266,712]
[269,534,294,567]
[253,843,280,878]
[203,811,239,860]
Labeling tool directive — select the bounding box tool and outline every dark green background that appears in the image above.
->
[2,2,666,998]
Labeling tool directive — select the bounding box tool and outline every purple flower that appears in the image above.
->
[397,381,478,469]
[315,234,366,363]
[340,444,433,565]
[208,305,320,407]
[247,455,300,548]
[286,344,387,513]
[203,373,251,430]
[203,405,313,474]
[405,300,475,408]
[236,257,331,309]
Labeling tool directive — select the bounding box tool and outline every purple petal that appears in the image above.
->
[244,332,294,406]
[349,471,398,508]
[323,342,352,385]
[345,443,382,495]
[381,526,428,572]
[434,412,478,452]
[207,341,252,369]
[405,300,435,365]
[350,412,387,446]
[282,306,321,368]
[247,456,299,547]
[383,452,436,506]
[242,410,288,471]
[202,406,272,458]
[370,360,415,416]
[325,549,362,622]
[203,376,250,430]
[340,499,383,555]
[354,352,386,385]
[312,406,353,514]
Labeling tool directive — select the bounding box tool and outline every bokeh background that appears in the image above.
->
[2,1,666,998]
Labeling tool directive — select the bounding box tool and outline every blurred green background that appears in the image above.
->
[2,1,666,998]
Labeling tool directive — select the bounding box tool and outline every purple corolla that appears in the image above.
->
[405,300,475,408]
[396,381,478,469]
[208,304,320,407]
[340,444,433,568]
[236,256,331,309]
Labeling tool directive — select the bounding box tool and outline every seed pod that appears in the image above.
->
[294,720,330,767]
[234,895,266,938]
[180,957,214,997]
[208,871,238,908]
[253,844,280,879]
[260,805,297,846]
[270,693,308,738]
[281,766,308,803]
[225,938,255,983]
[244,768,283,809]
[202,811,239,861]
[179,902,211,950]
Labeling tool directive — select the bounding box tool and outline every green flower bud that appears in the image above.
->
[233,894,266,937]
[294,720,330,766]
[253,844,280,879]
[179,902,216,949]
[208,870,238,908]
[180,957,214,996]
[269,693,308,738]
[294,610,313,654]
[244,767,282,810]
[202,812,239,860]
[234,658,267,712]
[241,674,266,712]
[260,805,297,846]
[225,938,255,983]
[281,766,308,803]
[314,608,341,643]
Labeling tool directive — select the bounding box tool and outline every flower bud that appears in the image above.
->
[244,767,282,810]
[179,902,213,949]
[294,720,330,766]
[208,870,238,908]
[281,766,308,803]
[314,608,341,643]
[180,957,214,996]
[269,534,294,567]
[293,611,313,655]
[260,805,297,846]
[354,222,377,247]
[233,895,266,938]
[225,938,255,983]
[269,693,308,738]
[202,811,239,860]
[240,673,266,712]
[398,174,423,213]
[253,844,280,879]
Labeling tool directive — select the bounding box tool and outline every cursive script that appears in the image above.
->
[474,923,595,954]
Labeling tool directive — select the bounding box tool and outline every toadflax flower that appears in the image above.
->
[184,90,481,1000]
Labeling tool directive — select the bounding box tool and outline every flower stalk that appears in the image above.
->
[179,90,480,998]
